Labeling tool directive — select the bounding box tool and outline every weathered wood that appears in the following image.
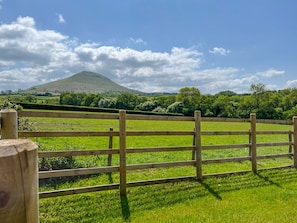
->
[293,116,297,167]
[126,146,195,153]
[126,130,194,136]
[257,153,293,160]
[202,143,250,150]
[126,176,196,188]
[38,149,119,158]
[289,133,293,153]
[126,161,195,170]
[0,109,18,139]
[195,111,203,180]
[202,131,250,135]
[126,114,194,121]
[39,184,120,199]
[18,110,119,120]
[39,166,119,179]
[201,117,250,123]
[19,131,119,138]
[250,113,257,172]
[202,156,250,164]
[256,142,293,147]
[203,170,251,179]
[256,130,293,135]
[119,110,127,195]
[256,119,292,125]
[0,139,38,223]
[108,127,114,166]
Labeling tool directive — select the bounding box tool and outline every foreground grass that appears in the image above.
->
[40,168,297,223]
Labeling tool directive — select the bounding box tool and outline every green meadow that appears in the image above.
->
[20,111,297,222]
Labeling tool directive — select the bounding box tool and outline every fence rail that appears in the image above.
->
[1,109,297,199]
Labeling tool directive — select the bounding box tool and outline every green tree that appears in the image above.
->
[177,87,201,115]
[116,93,139,110]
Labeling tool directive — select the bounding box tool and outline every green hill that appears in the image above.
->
[26,71,141,94]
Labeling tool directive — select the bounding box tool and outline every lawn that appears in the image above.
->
[18,110,296,222]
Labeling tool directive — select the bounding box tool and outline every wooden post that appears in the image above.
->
[288,133,292,154]
[191,128,195,161]
[0,109,18,139]
[293,116,297,167]
[250,113,257,173]
[248,130,252,156]
[0,139,39,223]
[108,127,114,166]
[119,110,127,195]
[194,111,203,180]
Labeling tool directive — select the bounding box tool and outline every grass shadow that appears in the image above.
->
[254,172,282,188]
[120,195,131,222]
[199,181,222,200]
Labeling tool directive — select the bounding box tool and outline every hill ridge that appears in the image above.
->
[26,71,140,94]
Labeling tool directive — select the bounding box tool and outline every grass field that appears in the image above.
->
[19,111,297,222]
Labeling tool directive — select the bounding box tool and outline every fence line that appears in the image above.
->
[1,109,296,199]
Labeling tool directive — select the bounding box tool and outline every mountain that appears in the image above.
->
[26,71,141,94]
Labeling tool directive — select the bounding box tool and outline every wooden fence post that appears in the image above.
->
[293,116,297,167]
[0,139,39,223]
[288,133,292,154]
[250,113,257,173]
[191,128,195,161]
[0,109,18,139]
[194,111,203,181]
[108,127,114,166]
[119,110,127,195]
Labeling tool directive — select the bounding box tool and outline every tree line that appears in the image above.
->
[3,83,297,119]
[57,84,297,119]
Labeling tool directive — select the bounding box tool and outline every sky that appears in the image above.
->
[0,0,296,94]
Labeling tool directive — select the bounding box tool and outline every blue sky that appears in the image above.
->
[0,0,296,94]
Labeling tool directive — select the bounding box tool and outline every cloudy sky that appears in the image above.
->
[0,1,296,94]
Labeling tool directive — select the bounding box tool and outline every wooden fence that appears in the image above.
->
[1,109,297,199]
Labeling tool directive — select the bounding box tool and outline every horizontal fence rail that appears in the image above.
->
[1,109,296,199]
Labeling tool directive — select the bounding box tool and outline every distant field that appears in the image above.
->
[19,111,296,222]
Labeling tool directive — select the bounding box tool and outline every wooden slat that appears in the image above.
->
[39,184,120,199]
[18,110,119,119]
[257,153,293,159]
[19,131,119,137]
[201,117,250,123]
[202,143,251,150]
[256,130,293,135]
[256,119,292,125]
[126,160,195,170]
[203,170,251,179]
[127,176,196,187]
[126,146,195,153]
[257,165,293,171]
[202,131,250,136]
[126,131,194,136]
[38,149,120,158]
[126,114,194,121]
[202,156,251,164]
[39,166,119,179]
[256,142,293,147]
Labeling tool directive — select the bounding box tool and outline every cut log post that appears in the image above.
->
[0,139,39,223]
[0,109,18,139]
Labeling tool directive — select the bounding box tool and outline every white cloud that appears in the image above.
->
[129,38,147,45]
[0,16,288,94]
[255,69,285,78]
[57,14,66,24]
[285,80,297,88]
[209,47,230,56]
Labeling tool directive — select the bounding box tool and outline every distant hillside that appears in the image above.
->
[25,71,141,94]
